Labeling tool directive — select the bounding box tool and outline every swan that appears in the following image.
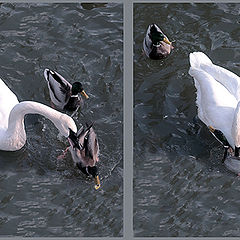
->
[189,52,240,165]
[67,123,100,189]
[143,23,173,60]
[43,69,89,115]
[0,77,78,151]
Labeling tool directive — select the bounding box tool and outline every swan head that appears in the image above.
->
[55,114,77,138]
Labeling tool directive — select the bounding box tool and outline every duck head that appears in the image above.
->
[76,162,100,190]
[72,82,89,99]
[149,24,171,46]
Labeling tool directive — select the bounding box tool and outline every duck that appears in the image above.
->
[189,52,240,163]
[0,77,78,151]
[43,69,89,115]
[68,123,100,189]
[143,23,173,60]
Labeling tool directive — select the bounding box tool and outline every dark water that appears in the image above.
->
[134,3,240,237]
[0,3,123,237]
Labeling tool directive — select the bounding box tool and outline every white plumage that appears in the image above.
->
[0,78,77,151]
[189,52,240,149]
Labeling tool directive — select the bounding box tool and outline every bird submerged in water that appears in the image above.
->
[189,52,240,174]
[44,69,89,115]
[68,123,100,189]
[143,23,173,60]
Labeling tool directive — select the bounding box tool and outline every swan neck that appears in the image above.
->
[6,101,64,150]
[9,101,63,126]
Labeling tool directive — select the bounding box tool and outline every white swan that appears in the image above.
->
[0,78,77,151]
[189,52,240,158]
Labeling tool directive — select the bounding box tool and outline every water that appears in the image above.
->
[134,3,240,237]
[0,3,123,237]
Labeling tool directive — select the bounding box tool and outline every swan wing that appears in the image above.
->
[189,67,237,147]
[44,69,71,107]
[201,64,240,101]
[190,52,240,101]
[0,79,19,130]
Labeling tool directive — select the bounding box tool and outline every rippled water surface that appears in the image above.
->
[134,3,240,237]
[0,3,123,237]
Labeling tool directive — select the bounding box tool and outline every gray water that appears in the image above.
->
[0,3,123,237]
[134,3,240,237]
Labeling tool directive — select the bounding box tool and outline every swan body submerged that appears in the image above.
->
[0,78,77,151]
[189,52,240,157]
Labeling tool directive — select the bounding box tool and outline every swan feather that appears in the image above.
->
[189,52,240,149]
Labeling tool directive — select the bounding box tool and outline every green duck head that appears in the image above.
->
[72,82,89,99]
[150,24,171,46]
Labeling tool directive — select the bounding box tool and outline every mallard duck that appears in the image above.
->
[189,52,240,172]
[44,69,89,114]
[0,77,77,151]
[68,123,100,189]
[143,23,173,60]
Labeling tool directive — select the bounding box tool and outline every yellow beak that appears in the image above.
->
[208,126,215,133]
[80,90,89,99]
[94,175,101,190]
[163,37,171,45]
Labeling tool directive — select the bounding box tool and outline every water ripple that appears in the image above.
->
[0,3,122,237]
[134,3,240,237]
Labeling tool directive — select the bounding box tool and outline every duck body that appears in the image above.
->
[68,123,100,189]
[189,52,240,156]
[143,23,173,60]
[0,78,77,151]
[44,69,89,112]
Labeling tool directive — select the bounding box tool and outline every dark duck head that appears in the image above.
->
[71,82,89,99]
[149,24,171,46]
[144,23,173,60]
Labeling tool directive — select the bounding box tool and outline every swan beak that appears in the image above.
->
[94,175,101,190]
[163,37,171,45]
[81,90,89,99]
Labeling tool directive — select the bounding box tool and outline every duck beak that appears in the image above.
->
[80,90,89,99]
[208,126,215,133]
[163,37,171,45]
[94,175,101,190]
